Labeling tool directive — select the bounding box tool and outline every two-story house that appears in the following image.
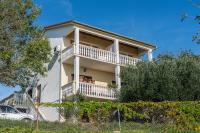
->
[1,20,156,121]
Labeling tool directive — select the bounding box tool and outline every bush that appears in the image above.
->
[42,101,200,130]
[120,51,200,102]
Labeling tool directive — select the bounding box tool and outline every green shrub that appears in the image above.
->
[120,51,200,102]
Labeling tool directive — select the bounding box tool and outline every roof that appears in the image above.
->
[44,20,156,49]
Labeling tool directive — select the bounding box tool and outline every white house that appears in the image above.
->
[1,20,156,121]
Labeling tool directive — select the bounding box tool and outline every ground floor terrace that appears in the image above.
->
[61,56,118,100]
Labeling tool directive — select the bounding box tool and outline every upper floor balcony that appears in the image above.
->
[62,43,141,66]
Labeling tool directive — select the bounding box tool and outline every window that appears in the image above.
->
[112,81,116,85]
[28,89,33,98]
[0,106,18,113]
[6,106,18,113]
[0,106,7,113]
[112,81,126,87]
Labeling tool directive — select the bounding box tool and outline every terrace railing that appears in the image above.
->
[62,82,117,100]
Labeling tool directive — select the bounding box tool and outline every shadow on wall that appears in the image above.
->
[48,53,59,71]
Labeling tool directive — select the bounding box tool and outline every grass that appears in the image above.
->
[0,119,199,133]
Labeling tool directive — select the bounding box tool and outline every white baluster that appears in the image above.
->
[97,85,99,97]
[81,45,83,56]
[94,49,97,59]
[86,83,88,96]
[91,84,93,96]
[82,83,84,95]
[92,84,94,97]
[81,83,83,95]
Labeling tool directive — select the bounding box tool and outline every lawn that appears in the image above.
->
[0,119,198,133]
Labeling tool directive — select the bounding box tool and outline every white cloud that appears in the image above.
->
[60,0,73,16]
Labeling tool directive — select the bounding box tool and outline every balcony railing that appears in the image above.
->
[62,45,73,60]
[62,82,117,100]
[62,44,140,66]
[62,82,74,99]
[119,54,141,66]
[13,93,29,107]
[79,44,116,64]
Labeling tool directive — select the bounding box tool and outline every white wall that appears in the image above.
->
[35,26,73,121]
[62,64,115,86]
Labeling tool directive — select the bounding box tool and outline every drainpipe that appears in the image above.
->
[59,39,63,122]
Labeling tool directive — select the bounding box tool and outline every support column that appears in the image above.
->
[74,27,80,94]
[114,39,121,90]
[148,49,153,61]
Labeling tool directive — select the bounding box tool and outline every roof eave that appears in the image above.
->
[44,20,156,49]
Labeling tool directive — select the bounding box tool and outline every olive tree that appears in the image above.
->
[120,52,200,102]
[0,0,51,89]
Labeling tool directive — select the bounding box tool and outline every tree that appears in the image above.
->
[0,0,51,90]
[181,0,200,44]
[120,51,200,102]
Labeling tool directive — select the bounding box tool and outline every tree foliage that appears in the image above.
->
[181,1,200,44]
[0,0,51,89]
[120,51,200,102]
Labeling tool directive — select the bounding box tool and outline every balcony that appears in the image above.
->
[62,44,141,66]
[62,82,117,100]
[119,54,141,66]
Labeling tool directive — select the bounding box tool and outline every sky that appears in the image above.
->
[0,0,200,100]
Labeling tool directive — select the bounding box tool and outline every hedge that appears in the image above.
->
[41,101,200,131]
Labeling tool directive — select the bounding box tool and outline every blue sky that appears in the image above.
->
[0,0,200,100]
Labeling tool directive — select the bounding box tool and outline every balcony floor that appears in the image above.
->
[63,56,115,73]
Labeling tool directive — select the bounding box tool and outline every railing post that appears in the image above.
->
[74,27,80,94]
[114,39,121,90]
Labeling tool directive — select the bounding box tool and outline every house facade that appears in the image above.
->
[1,20,156,121]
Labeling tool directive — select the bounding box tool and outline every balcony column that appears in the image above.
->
[114,39,121,90]
[74,27,80,94]
[148,49,153,61]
